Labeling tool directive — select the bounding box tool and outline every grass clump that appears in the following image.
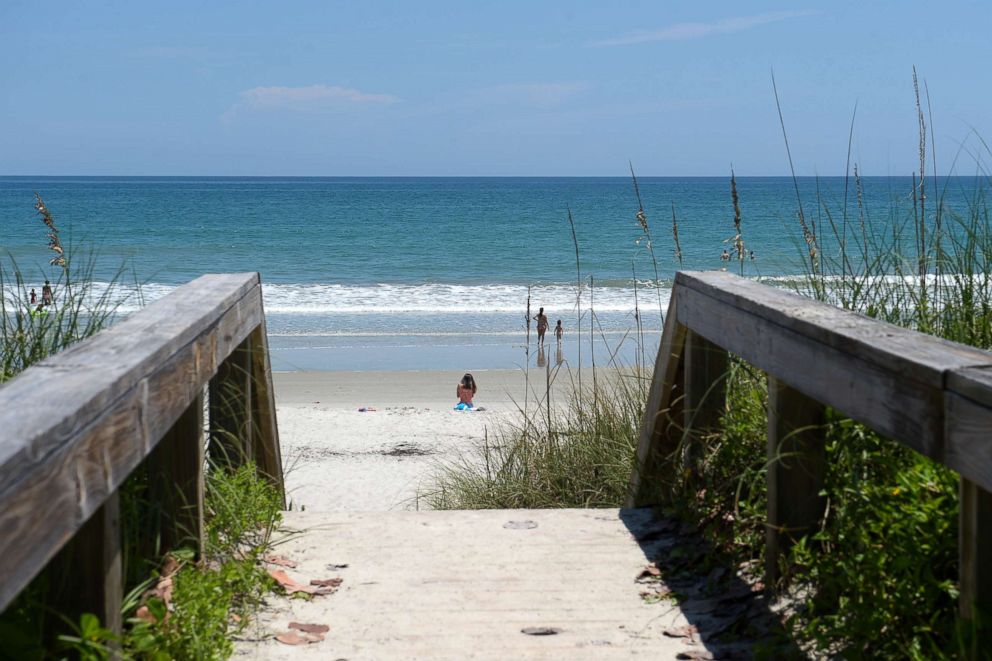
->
[790,424,959,658]
[1,194,133,381]
[425,373,644,510]
[120,462,281,660]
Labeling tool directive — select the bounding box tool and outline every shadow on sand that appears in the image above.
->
[620,508,801,660]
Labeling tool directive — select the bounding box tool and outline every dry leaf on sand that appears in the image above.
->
[275,631,323,645]
[311,577,343,589]
[264,554,299,568]
[290,622,330,635]
[663,624,699,639]
[268,569,342,595]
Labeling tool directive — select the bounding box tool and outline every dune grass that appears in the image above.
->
[424,372,644,510]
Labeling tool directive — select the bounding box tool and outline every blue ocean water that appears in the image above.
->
[0,176,984,370]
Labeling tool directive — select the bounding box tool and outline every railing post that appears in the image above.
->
[628,312,687,507]
[959,478,992,651]
[766,376,827,588]
[248,322,285,506]
[46,492,122,642]
[209,337,253,468]
[147,392,205,558]
[683,330,728,471]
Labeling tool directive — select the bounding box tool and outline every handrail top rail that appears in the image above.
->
[0,270,282,620]
[677,270,992,387]
[638,270,992,495]
[0,272,260,491]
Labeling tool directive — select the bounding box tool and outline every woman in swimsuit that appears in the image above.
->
[455,373,477,410]
[534,307,549,345]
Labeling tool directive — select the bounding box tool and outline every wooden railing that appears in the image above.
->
[629,271,992,634]
[0,273,284,635]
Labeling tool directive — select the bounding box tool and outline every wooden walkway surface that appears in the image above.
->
[234,508,734,660]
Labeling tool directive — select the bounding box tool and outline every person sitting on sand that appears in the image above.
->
[455,373,477,411]
[555,319,563,345]
[534,307,549,345]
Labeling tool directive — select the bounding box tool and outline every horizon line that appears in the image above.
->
[0,173,967,179]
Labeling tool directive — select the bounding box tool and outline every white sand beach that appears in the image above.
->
[274,369,578,512]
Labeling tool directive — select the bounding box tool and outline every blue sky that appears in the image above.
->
[1,1,990,176]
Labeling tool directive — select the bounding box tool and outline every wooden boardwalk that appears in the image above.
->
[235,508,727,660]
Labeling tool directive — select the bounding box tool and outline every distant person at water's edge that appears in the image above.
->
[42,280,53,306]
[555,319,563,345]
[534,307,549,345]
[29,288,36,305]
[455,373,477,411]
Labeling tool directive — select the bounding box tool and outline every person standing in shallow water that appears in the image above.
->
[554,319,563,346]
[534,307,549,345]
[42,280,53,306]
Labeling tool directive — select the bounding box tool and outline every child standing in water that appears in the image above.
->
[554,319,563,345]
[455,373,477,411]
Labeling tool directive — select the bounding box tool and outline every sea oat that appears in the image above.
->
[671,202,684,268]
[726,170,747,275]
[35,193,67,270]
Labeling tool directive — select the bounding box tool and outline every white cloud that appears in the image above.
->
[590,10,817,47]
[221,84,399,124]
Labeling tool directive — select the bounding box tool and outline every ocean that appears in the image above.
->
[0,176,982,371]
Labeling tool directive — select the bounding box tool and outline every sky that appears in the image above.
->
[1,1,990,176]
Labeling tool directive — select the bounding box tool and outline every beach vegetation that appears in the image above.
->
[0,194,133,382]
[424,372,643,509]
[117,462,281,660]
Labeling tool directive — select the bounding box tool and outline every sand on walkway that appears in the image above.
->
[273,369,579,512]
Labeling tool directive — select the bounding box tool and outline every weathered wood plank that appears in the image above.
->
[627,304,686,507]
[248,322,285,505]
[683,330,727,470]
[959,478,992,649]
[209,337,253,468]
[146,394,205,557]
[236,508,699,659]
[0,275,265,612]
[677,271,992,385]
[0,275,260,487]
[46,491,122,639]
[945,389,992,492]
[947,364,992,408]
[673,280,946,461]
[766,376,827,588]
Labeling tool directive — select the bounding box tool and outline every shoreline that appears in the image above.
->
[268,332,660,372]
